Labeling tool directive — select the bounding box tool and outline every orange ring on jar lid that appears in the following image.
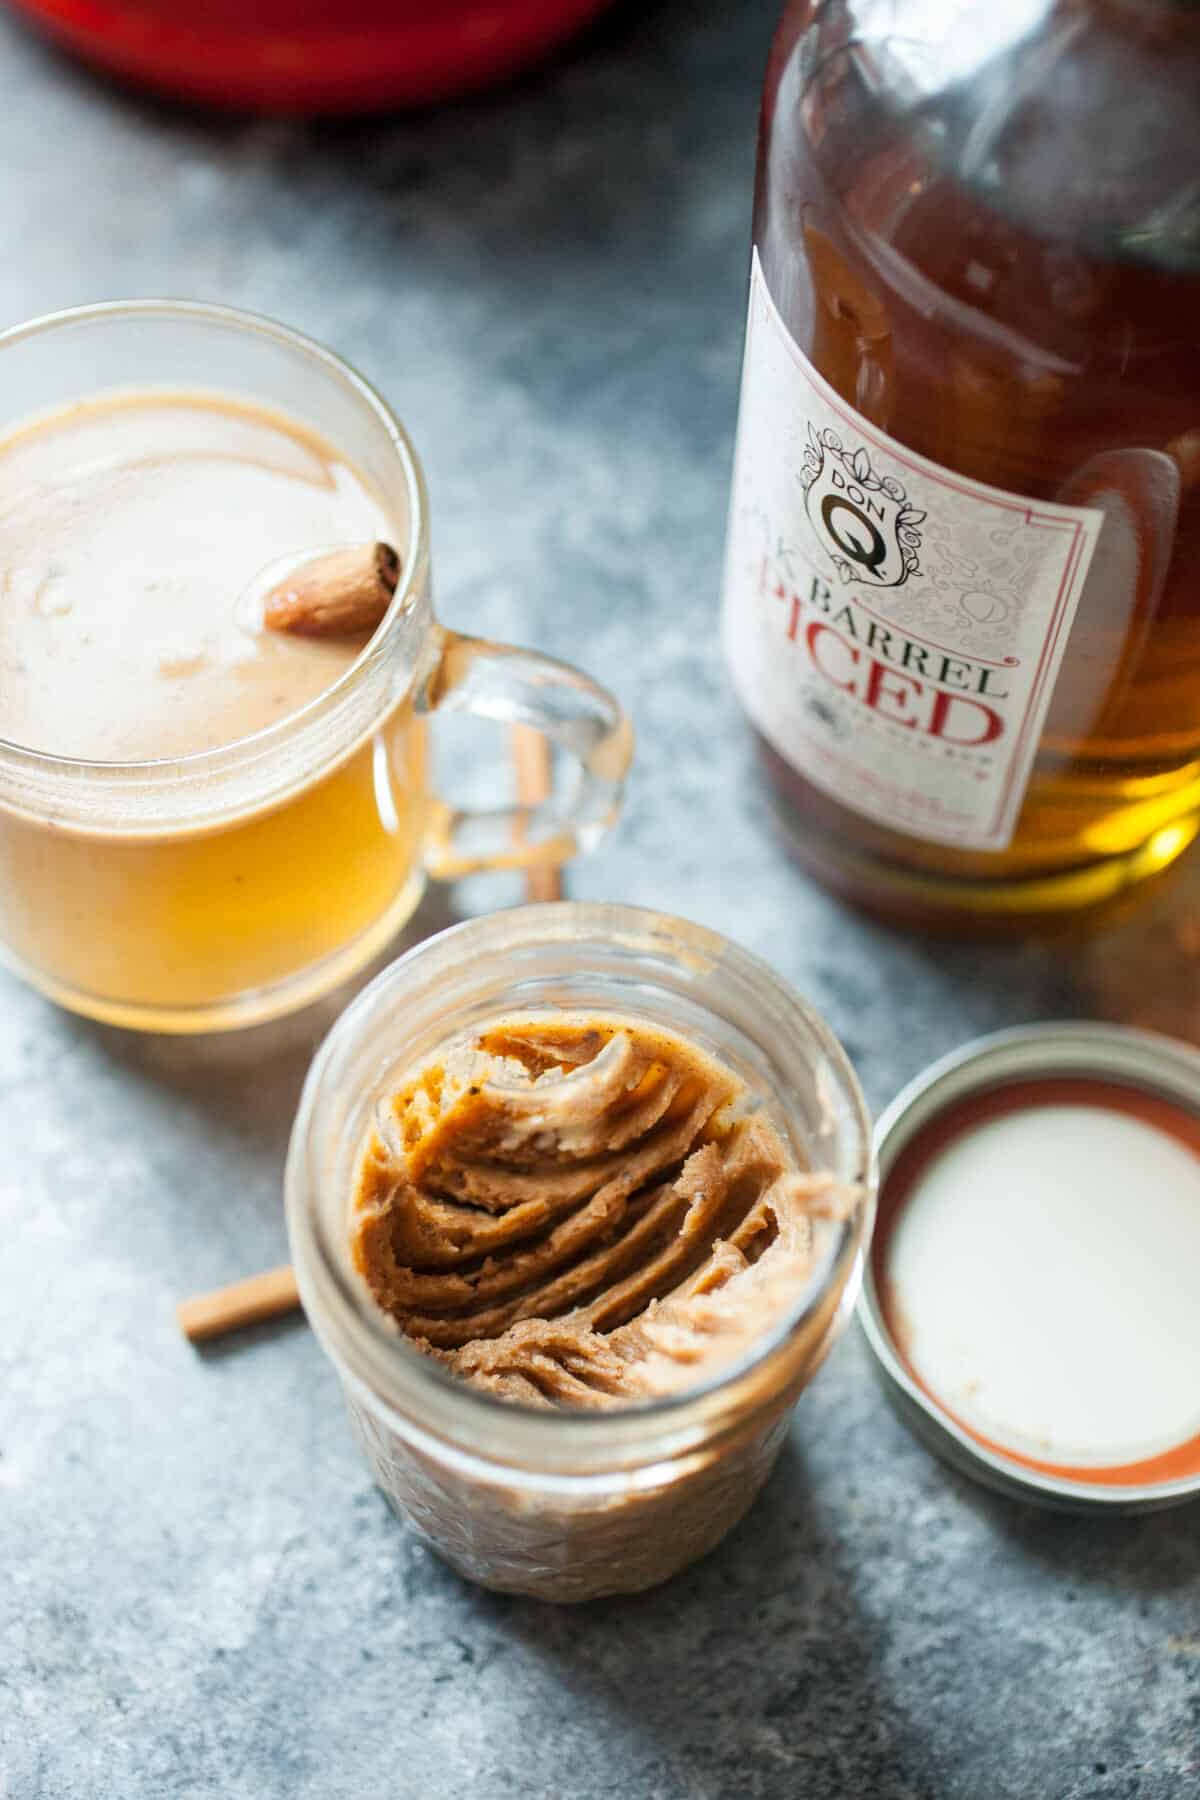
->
[859,1024,1200,1513]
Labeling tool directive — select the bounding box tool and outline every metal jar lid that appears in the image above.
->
[858,1023,1200,1514]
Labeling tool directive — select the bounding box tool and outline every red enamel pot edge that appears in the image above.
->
[5,0,618,112]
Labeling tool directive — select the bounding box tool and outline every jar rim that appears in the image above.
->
[0,299,431,832]
[287,902,877,1473]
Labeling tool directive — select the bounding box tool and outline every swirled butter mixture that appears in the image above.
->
[351,1013,849,1408]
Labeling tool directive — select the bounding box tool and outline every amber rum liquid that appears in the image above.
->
[723,0,1200,926]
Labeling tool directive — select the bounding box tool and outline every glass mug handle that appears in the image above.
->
[417,626,634,881]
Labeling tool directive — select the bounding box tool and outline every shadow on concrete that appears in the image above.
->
[445,1433,938,1798]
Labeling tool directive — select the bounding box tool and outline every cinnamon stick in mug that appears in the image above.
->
[262,541,400,638]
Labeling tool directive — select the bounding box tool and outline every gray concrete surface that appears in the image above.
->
[2,3,1198,1795]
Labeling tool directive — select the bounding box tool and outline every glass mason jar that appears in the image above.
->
[0,302,631,1033]
[286,903,874,1602]
[723,0,1200,929]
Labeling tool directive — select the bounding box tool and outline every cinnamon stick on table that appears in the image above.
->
[177,1264,301,1345]
[177,721,562,1345]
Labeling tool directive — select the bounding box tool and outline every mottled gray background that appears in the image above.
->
[2,3,1198,1797]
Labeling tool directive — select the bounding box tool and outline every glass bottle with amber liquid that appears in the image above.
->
[722,0,1200,926]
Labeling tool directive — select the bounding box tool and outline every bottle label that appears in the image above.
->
[722,249,1103,852]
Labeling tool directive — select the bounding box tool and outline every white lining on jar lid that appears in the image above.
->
[859,1025,1200,1513]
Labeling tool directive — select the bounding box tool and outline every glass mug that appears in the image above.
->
[287,903,875,1601]
[0,302,632,1033]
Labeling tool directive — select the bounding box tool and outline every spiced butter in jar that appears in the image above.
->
[286,904,874,1601]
